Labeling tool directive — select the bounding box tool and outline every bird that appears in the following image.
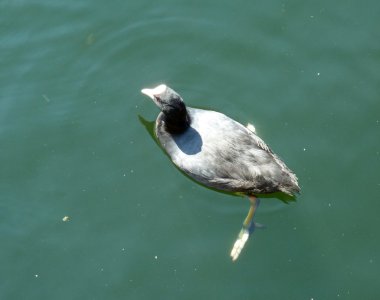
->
[141,84,300,261]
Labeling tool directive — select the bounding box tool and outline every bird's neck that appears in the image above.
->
[163,110,191,134]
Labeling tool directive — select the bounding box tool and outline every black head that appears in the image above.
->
[141,84,191,134]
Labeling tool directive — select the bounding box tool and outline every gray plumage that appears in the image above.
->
[156,107,300,196]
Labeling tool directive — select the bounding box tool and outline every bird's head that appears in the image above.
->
[141,84,186,115]
[141,84,190,133]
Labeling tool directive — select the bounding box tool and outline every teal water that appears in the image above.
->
[1,1,380,299]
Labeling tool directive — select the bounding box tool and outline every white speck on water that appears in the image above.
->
[62,216,69,222]
[328,203,332,207]
[34,274,39,278]
[303,148,307,151]
[42,94,50,102]
[317,72,320,76]
[123,173,126,177]
[130,169,134,173]
[100,268,104,272]
[154,255,158,260]
[122,248,125,251]
[310,15,314,18]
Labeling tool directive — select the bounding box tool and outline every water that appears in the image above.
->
[1,1,380,299]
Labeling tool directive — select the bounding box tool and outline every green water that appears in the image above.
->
[1,1,380,299]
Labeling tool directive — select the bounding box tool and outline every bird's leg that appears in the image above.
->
[230,195,260,261]
[240,196,260,235]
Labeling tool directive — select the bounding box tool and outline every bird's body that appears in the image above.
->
[141,84,300,261]
[156,107,299,196]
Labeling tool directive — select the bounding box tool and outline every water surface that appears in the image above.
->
[1,0,380,299]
